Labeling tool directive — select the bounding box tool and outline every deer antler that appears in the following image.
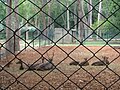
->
[105,56,109,60]
[46,52,50,59]
[46,50,55,61]
[51,50,55,59]
[41,56,45,63]
[102,56,108,60]
[47,50,55,58]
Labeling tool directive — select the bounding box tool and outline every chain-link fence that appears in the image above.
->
[0,0,120,90]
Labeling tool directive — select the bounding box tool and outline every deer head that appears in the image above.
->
[102,56,109,61]
[41,56,45,63]
[46,50,55,62]
[84,58,88,61]
[102,56,109,65]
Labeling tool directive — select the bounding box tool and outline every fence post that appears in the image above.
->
[32,31,35,48]
[24,29,29,50]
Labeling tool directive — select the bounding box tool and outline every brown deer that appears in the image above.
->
[37,51,55,71]
[69,60,79,66]
[113,46,120,49]
[17,60,24,70]
[17,56,45,70]
[18,60,42,70]
[91,56,109,66]
[79,58,89,66]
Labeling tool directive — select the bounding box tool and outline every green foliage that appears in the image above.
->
[19,0,36,19]
[0,0,120,40]
[0,24,5,39]
[0,1,6,20]
[91,0,120,39]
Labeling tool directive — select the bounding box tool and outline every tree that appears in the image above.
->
[6,0,14,66]
[14,0,20,52]
[0,1,6,20]
[66,0,70,31]
[41,0,47,41]
[87,0,93,38]
[73,1,77,29]
[77,0,84,41]
[101,0,120,39]
[5,0,20,67]
[97,0,102,39]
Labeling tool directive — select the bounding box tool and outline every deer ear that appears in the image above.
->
[106,57,109,60]
[102,56,104,59]
[84,58,87,60]
[102,56,106,60]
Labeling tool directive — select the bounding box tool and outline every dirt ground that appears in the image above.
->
[0,46,120,90]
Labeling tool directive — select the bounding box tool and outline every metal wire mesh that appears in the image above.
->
[0,0,120,90]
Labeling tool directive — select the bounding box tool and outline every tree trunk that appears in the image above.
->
[77,0,84,41]
[97,0,102,39]
[66,1,70,31]
[82,1,88,38]
[87,0,92,26]
[48,0,51,44]
[87,0,93,38]
[34,0,40,39]
[5,0,14,66]
[34,0,38,28]
[73,1,78,42]
[25,19,29,40]
[58,1,66,28]
[41,0,47,42]
[74,2,77,30]
[65,0,71,43]
[6,0,14,54]
[14,0,20,52]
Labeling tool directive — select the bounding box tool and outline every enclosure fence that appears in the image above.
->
[0,0,120,90]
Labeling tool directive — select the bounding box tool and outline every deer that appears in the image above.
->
[79,58,89,66]
[69,53,80,66]
[17,60,24,70]
[113,46,120,49]
[17,56,45,70]
[69,60,79,66]
[91,56,109,66]
[37,51,55,71]
[29,56,45,70]
[18,60,43,70]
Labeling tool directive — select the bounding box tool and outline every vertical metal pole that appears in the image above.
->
[14,31,16,53]
[67,2,70,31]
[33,31,34,48]
[0,46,1,60]
[39,35,40,47]
[38,31,41,47]
[25,31,26,50]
